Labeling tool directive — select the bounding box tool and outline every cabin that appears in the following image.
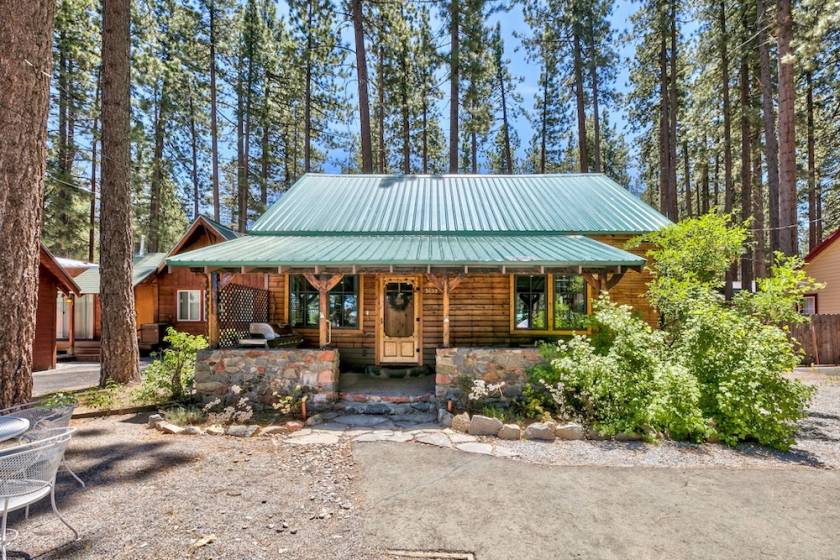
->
[803,229,840,315]
[168,174,671,410]
[35,244,80,370]
[57,215,261,360]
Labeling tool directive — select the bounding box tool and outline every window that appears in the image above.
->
[384,281,414,337]
[513,274,590,332]
[554,275,588,330]
[514,275,547,330]
[802,294,818,316]
[289,275,361,329]
[177,290,202,322]
[289,276,320,328]
[329,276,359,328]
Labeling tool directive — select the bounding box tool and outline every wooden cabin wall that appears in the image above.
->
[33,264,58,371]
[591,235,658,328]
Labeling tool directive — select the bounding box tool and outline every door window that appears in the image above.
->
[383,282,414,337]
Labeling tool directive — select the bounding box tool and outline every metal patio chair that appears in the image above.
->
[1,403,84,487]
[0,427,78,560]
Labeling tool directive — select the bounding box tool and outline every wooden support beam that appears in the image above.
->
[303,272,344,347]
[68,294,75,357]
[206,272,220,348]
[425,273,463,348]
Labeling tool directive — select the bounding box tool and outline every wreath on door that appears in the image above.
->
[387,289,412,311]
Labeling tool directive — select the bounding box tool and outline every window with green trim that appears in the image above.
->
[553,274,588,329]
[514,275,547,330]
[289,276,319,328]
[289,275,360,329]
[328,276,359,328]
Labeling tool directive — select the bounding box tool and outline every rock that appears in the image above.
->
[555,422,585,440]
[451,412,471,433]
[332,414,389,427]
[414,431,452,448]
[353,431,412,443]
[157,422,185,435]
[437,408,454,428]
[455,442,494,455]
[615,432,642,442]
[285,421,305,432]
[497,424,521,440]
[205,424,225,436]
[226,424,259,437]
[261,425,288,436]
[305,414,324,426]
[147,414,164,428]
[524,422,556,441]
[491,446,521,458]
[469,415,503,436]
[447,431,478,444]
[286,431,342,445]
[182,426,202,435]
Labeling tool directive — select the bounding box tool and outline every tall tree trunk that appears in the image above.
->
[757,0,780,252]
[713,149,720,209]
[208,0,221,221]
[66,60,77,174]
[806,70,817,251]
[57,34,68,175]
[449,0,459,173]
[188,86,200,220]
[701,134,709,214]
[658,31,672,218]
[303,0,313,173]
[683,140,692,217]
[400,29,410,174]
[539,69,548,174]
[0,0,54,407]
[589,22,601,173]
[100,0,139,385]
[572,27,589,173]
[739,56,753,292]
[753,133,767,278]
[351,0,373,172]
[89,70,100,263]
[719,0,735,298]
[149,78,166,253]
[776,0,797,255]
[376,45,385,173]
[668,1,678,217]
[241,32,255,233]
[260,81,270,208]
[497,56,513,174]
[471,129,478,174]
[421,98,429,173]
[236,69,245,228]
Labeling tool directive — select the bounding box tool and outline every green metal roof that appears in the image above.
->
[251,173,670,235]
[201,215,240,240]
[166,234,644,268]
[73,253,167,295]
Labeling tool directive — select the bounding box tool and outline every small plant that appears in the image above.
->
[271,385,306,417]
[468,379,506,402]
[82,381,119,410]
[202,385,254,425]
[163,405,206,426]
[42,392,78,408]
[134,328,208,403]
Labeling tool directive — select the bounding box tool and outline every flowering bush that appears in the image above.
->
[134,328,208,403]
[202,385,254,425]
[271,385,306,417]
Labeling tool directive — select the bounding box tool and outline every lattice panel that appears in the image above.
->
[218,283,270,348]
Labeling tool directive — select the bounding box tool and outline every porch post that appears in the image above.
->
[303,272,344,347]
[68,294,75,356]
[206,272,220,347]
[426,273,462,348]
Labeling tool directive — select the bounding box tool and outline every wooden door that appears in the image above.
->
[378,276,421,364]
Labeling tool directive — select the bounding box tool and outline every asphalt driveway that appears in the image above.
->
[354,442,840,560]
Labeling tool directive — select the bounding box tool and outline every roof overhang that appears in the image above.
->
[40,244,80,296]
[166,234,645,274]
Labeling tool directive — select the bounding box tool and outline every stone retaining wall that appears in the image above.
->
[435,347,543,401]
[194,348,340,410]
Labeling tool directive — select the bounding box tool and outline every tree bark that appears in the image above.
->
[572,27,589,173]
[400,24,411,174]
[776,0,797,255]
[683,140,692,217]
[539,68,548,174]
[668,1,678,217]
[100,0,139,385]
[0,0,54,407]
[753,133,767,278]
[260,81,270,208]
[351,0,373,172]
[449,0,459,173]
[188,86,200,220]
[719,0,735,299]
[806,70,817,251]
[497,46,513,174]
[739,56,753,292]
[757,0,780,252]
[376,44,385,173]
[89,70,100,263]
[149,77,167,252]
[658,30,672,218]
[589,20,601,173]
[208,0,221,221]
[303,0,313,173]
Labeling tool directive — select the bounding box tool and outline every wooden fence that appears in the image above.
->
[218,283,269,348]
[789,314,840,365]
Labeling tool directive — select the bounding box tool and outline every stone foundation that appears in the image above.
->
[435,347,543,402]
[194,348,340,410]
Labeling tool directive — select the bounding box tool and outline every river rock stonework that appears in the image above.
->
[435,347,543,402]
[194,348,340,410]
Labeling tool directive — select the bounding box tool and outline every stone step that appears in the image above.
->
[334,400,436,416]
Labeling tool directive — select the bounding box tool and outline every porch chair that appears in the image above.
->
[0,427,78,560]
[1,404,84,487]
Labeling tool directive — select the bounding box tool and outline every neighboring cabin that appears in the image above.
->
[168,173,671,371]
[55,215,261,361]
[803,229,840,315]
[35,244,80,370]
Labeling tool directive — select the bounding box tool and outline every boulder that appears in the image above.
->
[147,414,164,428]
[437,408,454,428]
[555,422,585,440]
[285,420,305,432]
[260,425,288,436]
[305,414,324,426]
[524,422,556,441]
[157,422,185,435]
[451,412,471,433]
[497,424,521,440]
[468,414,504,436]
[181,426,202,435]
[205,425,225,436]
[226,424,259,437]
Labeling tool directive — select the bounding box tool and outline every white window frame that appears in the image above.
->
[802,294,818,316]
[177,290,203,322]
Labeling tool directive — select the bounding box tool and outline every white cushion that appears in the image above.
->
[249,323,276,340]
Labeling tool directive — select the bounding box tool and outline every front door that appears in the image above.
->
[378,276,421,364]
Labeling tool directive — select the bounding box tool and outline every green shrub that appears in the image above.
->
[163,405,206,426]
[82,381,118,410]
[42,392,79,408]
[134,328,208,403]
